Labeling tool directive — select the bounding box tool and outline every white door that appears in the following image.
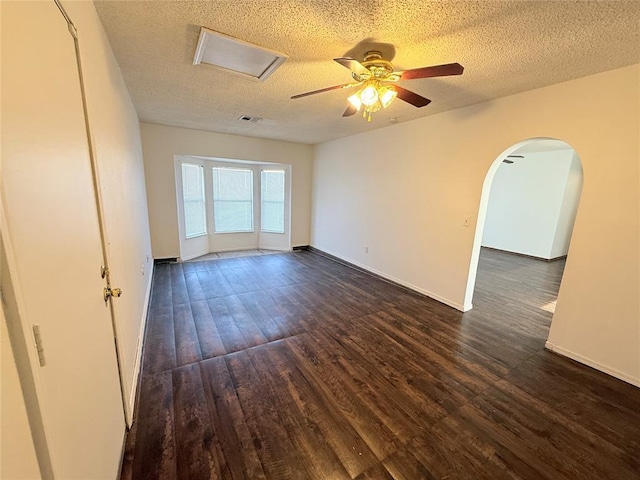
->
[1,1,125,478]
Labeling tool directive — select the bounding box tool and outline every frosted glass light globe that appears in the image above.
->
[360,85,379,106]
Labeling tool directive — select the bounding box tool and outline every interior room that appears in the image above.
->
[2,1,639,479]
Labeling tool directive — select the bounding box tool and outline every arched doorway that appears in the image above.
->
[464,138,583,331]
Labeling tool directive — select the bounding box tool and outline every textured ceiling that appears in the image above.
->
[94,1,640,145]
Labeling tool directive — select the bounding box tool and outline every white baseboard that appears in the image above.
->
[181,246,291,261]
[128,267,154,421]
[179,249,210,262]
[258,246,291,252]
[545,341,640,388]
[211,246,261,253]
[312,246,466,312]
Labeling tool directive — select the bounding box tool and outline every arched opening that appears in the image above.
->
[464,138,583,336]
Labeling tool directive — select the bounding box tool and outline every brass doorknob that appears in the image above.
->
[103,286,123,301]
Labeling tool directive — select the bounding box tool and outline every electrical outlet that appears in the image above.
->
[364,245,369,253]
[463,216,471,227]
[141,264,145,275]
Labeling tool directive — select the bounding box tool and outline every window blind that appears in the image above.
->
[181,163,207,238]
[261,170,285,233]
[212,167,254,233]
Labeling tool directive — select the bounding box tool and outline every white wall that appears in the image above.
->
[482,149,579,259]
[141,123,313,258]
[551,153,583,258]
[312,64,639,386]
[63,1,154,416]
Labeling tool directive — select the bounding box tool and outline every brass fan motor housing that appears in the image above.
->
[352,51,400,82]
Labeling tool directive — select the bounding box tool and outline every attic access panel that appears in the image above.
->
[193,27,287,82]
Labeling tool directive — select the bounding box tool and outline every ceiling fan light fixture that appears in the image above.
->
[347,81,397,121]
[379,85,397,108]
[292,50,464,122]
[347,92,362,110]
[360,83,380,106]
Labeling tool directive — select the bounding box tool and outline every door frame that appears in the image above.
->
[1,212,56,478]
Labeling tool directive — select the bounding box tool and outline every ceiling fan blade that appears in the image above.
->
[342,104,358,117]
[398,62,464,80]
[334,57,369,76]
[395,86,431,107]
[291,83,356,99]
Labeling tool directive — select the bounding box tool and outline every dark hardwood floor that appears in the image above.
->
[120,248,640,479]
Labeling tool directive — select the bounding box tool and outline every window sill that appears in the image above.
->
[185,232,208,239]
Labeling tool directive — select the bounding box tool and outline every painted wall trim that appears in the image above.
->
[180,245,293,262]
[545,341,640,388]
[482,246,568,262]
[258,247,292,253]
[309,246,469,312]
[127,267,154,419]
[179,249,211,262]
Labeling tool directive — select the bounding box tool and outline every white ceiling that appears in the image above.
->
[94,1,640,145]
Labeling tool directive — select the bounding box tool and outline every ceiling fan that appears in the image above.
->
[291,51,464,121]
[503,154,524,164]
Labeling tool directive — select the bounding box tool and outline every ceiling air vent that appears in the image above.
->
[193,27,287,82]
[238,115,262,123]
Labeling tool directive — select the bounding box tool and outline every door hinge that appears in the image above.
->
[32,324,46,367]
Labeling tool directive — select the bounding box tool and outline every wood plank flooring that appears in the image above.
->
[120,249,640,479]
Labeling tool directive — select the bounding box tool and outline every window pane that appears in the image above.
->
[181,163,207,238]
[261,170,285,233]
[212,167,253,233]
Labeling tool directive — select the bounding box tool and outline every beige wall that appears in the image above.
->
[63,1,154,416]
[312,64,639,386]
[140,123,313,258]
[0,4,38,476]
